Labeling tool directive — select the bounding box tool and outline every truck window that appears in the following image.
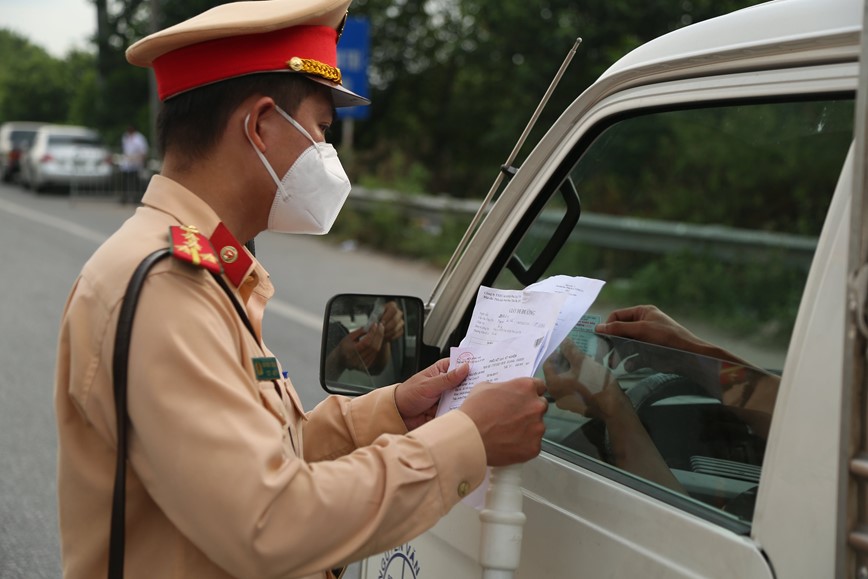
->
[492,97,853,526]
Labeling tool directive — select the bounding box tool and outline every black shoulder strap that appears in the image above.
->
[209,270,258,340]
[108,249,258,579]
[108,248,169,579]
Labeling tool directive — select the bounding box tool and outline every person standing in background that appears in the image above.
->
[119,124,148,204]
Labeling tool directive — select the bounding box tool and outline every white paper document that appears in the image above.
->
[437,340,539,414]
[525,275,607,364]
[461,286,567,371]
[436,275,605,416]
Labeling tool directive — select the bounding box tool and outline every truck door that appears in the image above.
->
[375,67,856,578]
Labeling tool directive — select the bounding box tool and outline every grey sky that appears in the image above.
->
[0,0,95,57]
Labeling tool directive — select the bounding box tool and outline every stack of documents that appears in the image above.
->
[436,275,606,417]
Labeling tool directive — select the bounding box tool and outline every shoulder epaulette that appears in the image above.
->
[169,225,222,274]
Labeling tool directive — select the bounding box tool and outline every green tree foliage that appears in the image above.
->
[2,0,764,191]
[90,0,153,139]
[89,0,236,145]
[67,50,101,127]
[0,30,71,123]
[0,29,127,145]
[347,0,760,197]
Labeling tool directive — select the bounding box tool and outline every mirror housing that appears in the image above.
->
[319,294,438,396]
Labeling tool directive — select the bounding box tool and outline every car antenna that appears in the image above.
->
[428,36,583,304]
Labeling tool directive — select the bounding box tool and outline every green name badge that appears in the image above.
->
[252,357,281,381]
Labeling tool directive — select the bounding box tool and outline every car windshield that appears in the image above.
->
[48,134,101,147]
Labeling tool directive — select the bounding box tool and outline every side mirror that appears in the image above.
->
[319,294,433,396]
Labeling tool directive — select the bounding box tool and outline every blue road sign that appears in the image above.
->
[337,16,370,120]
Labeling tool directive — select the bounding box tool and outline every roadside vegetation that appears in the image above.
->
[5,0,804,341]
[330,199,473,268]
[0,0,759,193]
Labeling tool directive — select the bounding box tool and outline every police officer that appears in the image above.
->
[53,1,548,578]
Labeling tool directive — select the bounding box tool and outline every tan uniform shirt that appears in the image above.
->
[55,176,486,579]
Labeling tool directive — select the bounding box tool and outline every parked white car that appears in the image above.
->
[321,0,868,576]
[20,124,113,193]
[0,121,44,183]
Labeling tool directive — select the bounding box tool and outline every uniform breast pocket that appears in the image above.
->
[257,381,289,426]
[257,381,298,455]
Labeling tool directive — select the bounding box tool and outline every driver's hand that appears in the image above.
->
[380,301,405,342]
[543,339,629,421]
[595,305,709,355]
[339,324,385,370]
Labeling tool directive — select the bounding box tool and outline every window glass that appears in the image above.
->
[10,129,38,148]
[492,98,853,525]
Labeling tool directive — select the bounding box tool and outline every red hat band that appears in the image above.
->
[152,25,339,101]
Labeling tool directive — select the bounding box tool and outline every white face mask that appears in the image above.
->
[245,106,351,235]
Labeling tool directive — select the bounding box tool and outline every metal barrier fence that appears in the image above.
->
[69,168,151,205]
[60,175,817,268]
[345,186,818,268]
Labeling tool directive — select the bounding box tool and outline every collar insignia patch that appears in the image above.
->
[209,222,253,288]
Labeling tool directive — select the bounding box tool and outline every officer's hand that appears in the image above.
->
[395,359,470,430]
[458,378,547,467]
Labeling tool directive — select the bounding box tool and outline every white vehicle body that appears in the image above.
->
[352,0,868,577]
[0,121,44,182]
[20,124,113,192]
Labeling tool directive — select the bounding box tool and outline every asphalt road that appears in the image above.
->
[0,182,441,578]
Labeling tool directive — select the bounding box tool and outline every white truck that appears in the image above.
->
[321,0,868,576]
